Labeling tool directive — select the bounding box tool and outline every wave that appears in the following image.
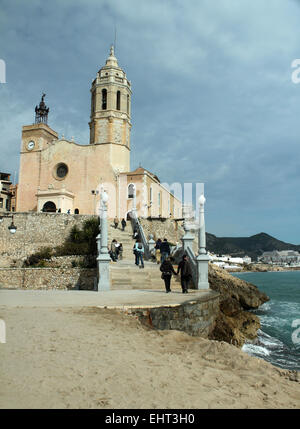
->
[242,343,270,357]
[256,330,284,349]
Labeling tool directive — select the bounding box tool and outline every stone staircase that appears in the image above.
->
[107,223,182,291]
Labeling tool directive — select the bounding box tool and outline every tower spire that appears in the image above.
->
[35,93,49,124]
[105,45,118,67]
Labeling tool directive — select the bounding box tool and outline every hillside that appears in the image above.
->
[206,232,300,261]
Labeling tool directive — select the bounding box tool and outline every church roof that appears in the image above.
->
[128,167,160,183]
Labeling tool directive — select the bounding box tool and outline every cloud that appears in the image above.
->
[1,0,300,243]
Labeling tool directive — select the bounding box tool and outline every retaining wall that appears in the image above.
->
[0,267,96,290]
[123,292,220,338]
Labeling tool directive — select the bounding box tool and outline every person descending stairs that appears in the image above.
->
[107,222,182,291]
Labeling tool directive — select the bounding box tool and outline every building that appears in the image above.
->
[259,250,300,265]
[0,172,12,211]
[16,46,182,219]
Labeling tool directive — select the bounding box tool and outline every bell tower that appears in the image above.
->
[89,46,131,172]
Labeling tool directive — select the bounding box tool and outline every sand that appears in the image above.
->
[0,305,299,409]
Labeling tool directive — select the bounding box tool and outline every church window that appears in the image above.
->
[128,183,134,199]
[55,163,68,179]
[158,192,161,208]
[149,187,152,203]
[116,91,121,110]
[91,91,96,114]
[127,95,129,114]
[102,89,107,110]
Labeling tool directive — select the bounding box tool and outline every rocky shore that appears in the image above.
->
[207,263,269,347]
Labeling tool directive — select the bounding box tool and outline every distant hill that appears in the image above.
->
[206,232,300,261]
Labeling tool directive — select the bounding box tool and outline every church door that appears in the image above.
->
[42,201,57,212]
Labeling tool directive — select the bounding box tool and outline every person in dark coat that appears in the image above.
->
[121,218,127,231]
[177,254,192,293]
[160,257,177,293]
[155,238,162,264]
[159,238,171,264]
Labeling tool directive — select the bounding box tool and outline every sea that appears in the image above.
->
[231,271,300,371]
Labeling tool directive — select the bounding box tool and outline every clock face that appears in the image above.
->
[27,140,35,151]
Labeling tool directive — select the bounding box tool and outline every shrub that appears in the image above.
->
[23,246,53,267]
[54,217,100,259]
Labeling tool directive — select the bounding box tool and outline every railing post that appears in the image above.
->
[148,234,155,256]
[97,190,111,291]
[196,194,210,290]
[181,206,195,252]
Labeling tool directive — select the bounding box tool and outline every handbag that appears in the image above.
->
[161,271,172,279]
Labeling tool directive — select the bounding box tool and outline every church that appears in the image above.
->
[16,46,182,220]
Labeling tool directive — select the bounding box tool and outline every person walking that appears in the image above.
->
[134,239,144,268]
[160,257,177,293]
[115,241,121,259]
[118,243,123,260]
[114,216,119,229]
[155,238,162,264]
[177,254,192,293]
[110,239,118,261]
[160,238,170,264]
[121,218,127,231]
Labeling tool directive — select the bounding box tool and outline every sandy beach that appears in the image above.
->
[0,304,299,409]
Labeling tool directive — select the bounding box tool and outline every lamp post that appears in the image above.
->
[196,194,210,289]
[97,190,111,291]
[0,214,17,234]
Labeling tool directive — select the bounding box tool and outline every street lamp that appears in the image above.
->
[0,214,17,234]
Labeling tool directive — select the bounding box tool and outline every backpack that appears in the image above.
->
[138,243,143,250]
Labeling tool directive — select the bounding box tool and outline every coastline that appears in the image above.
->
[0,304,299,409]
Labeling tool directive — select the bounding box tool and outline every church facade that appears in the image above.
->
[16,47,182,219]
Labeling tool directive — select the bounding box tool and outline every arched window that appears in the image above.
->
[127,94,130,114]
[91,91,96,114]
[102,89,107,110]
[128,183,135,199]
[74,208,79,214]
[116,91,121,110]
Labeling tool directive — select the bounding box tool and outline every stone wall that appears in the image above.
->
[0,212,95,267]
[140,218,199,254]
[0,213,200,267]
[0,267,96,290]
[123,291,220,339]
[139,218,184,244]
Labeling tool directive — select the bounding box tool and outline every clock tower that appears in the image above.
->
[17,95,58,211]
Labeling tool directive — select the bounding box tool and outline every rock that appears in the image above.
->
[220,297,242,316]
[208,263,269,310]
[208,263,268,347]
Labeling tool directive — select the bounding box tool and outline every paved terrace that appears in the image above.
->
[0,289,216,309]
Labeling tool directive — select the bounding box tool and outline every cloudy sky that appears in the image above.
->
[1,0,300,243]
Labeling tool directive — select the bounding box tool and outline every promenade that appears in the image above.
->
[0,288,214,308]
